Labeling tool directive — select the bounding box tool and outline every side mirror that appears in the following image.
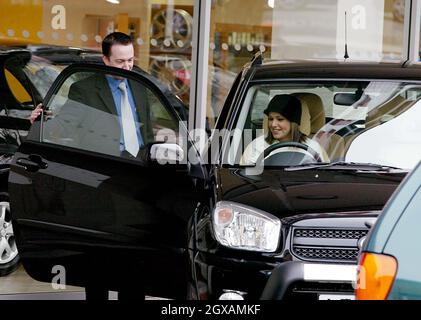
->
[149,143,185,164]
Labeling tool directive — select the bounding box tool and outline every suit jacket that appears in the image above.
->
[46,74,154,157]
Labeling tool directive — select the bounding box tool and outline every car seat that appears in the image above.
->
[292,92,345,161]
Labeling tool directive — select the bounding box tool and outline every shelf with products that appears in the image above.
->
[149,5,194,54]
[213,23,272,72]
[148,5,194,105]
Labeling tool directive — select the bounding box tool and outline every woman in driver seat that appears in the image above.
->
[241,94,329,165]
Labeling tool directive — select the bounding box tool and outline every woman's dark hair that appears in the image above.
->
[102,32,133,57]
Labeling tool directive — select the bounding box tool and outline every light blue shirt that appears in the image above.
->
[106,76,144,152]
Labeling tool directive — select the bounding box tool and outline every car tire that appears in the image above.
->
[0,196,20,277]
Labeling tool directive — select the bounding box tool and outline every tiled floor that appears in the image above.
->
[0,265,88,299]
[0,265,83,294]
[0,265,164,300]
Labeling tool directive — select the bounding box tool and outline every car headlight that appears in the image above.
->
[212,201,281,252]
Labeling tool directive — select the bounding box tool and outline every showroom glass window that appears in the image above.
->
[0,0,409,128]
[207,0,407,127]
[0,0,194,107]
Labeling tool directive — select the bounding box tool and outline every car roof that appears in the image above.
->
[26,45,103,65]
[251,59,421,82]
[0,45,102,64]
[0,46,28,52]
[0,46,31,58]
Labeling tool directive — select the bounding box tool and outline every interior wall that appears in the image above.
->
[212,0,270,26]
[40,0,152,68]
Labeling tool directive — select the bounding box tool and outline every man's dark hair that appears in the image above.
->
[102,32,133,57]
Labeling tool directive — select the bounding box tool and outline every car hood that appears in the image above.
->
[215,167,405,218]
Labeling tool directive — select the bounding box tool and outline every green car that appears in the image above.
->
[357,161,421,300]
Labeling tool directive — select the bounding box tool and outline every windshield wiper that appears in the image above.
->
[284,161,405,172]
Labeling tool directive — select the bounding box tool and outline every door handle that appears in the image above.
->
[16,155,48,172]
[27,154,48,169]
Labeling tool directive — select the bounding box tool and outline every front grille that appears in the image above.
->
[292,227,369,263]
[294,247,359,262]
[294,229,367,239]
[286,281,355,300]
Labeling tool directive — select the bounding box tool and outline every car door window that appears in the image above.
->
[42,69,180,159]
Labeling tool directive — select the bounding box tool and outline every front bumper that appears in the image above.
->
[261,261,357,300]
[193,252,356,300]
[192,251,274,300]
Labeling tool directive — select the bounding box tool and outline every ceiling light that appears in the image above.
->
[268,0,274,8]
[106,0,120,4]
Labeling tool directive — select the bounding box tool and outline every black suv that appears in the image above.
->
[0,48,33,276]
[9,54,421,299]
[0,46,104,277]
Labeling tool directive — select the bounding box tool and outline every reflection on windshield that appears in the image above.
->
[24,60,66,98]
[346,100,421,170]
[231,81,421,170]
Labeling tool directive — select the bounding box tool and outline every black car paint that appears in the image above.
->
[9,59,414,299]
[0,46,123,277]
[9,63,203,298]
[0,48,35,276]
[10,142,202,297]
[189,166,403,299]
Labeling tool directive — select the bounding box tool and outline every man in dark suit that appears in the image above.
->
[30,32,153,158]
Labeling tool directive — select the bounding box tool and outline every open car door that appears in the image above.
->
[8,63,204,299]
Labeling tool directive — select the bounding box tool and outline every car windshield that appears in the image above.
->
[226,80,421,171]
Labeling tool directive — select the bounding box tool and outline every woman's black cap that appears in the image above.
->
[263,94,302,124]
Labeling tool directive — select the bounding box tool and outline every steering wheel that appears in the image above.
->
[263,141,323,163]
